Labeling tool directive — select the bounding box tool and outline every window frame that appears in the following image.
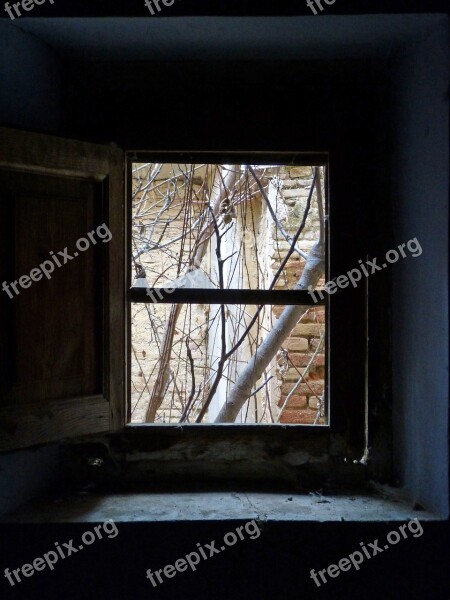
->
[125,151,365,460]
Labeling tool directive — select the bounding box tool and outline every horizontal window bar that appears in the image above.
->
[129,288,325,305]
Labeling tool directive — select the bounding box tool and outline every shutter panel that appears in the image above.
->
[0,128,125,451]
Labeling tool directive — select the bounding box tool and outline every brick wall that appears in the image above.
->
[269,167,326,425]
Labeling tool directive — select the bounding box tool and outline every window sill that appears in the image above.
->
[2,488,439,524]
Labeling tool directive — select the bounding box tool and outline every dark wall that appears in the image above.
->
[64,59,389,155]
[0,22,62,133]
[392,19,449,517]
[0,445,59,516]
[0,22,63,517]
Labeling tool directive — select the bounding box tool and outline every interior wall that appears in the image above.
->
[0,22,62,133]
[0,17,448,516]
[63,59,388,154]
[0,445,59,516]
[0,24,64,517]
[0,12,448,600]
[392,18,449,517]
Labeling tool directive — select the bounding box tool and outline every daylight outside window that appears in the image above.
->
[129,162,328,425]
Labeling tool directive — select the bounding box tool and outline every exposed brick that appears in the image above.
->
[308,396,321,409]
[279,408,317,424]
[310,337,324,351]
[285,338,309,352]
[302,307,324,323]
[277,395,308,409]
[289,352,325,367]
[302,307,326,324]
[281,381,325,397]
[292,323,324,338]
[307,367,326,380]
[284,368,307,381]
[315,311,326,324]
[289,167,313,178]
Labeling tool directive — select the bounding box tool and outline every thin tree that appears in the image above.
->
[215,168,325,422]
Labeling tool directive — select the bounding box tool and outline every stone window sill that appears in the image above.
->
[2,488,441,524]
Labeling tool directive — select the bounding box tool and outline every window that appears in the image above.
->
[125,153,368,469]
[128,157,329,426]
[0,131,367,469]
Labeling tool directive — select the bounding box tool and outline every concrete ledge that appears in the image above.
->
[2,489,438,524]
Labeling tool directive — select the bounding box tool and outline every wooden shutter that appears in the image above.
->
[0,128,125,451]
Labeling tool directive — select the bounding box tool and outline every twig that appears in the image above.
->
[180,338,196,422]
[249,375,274,399]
